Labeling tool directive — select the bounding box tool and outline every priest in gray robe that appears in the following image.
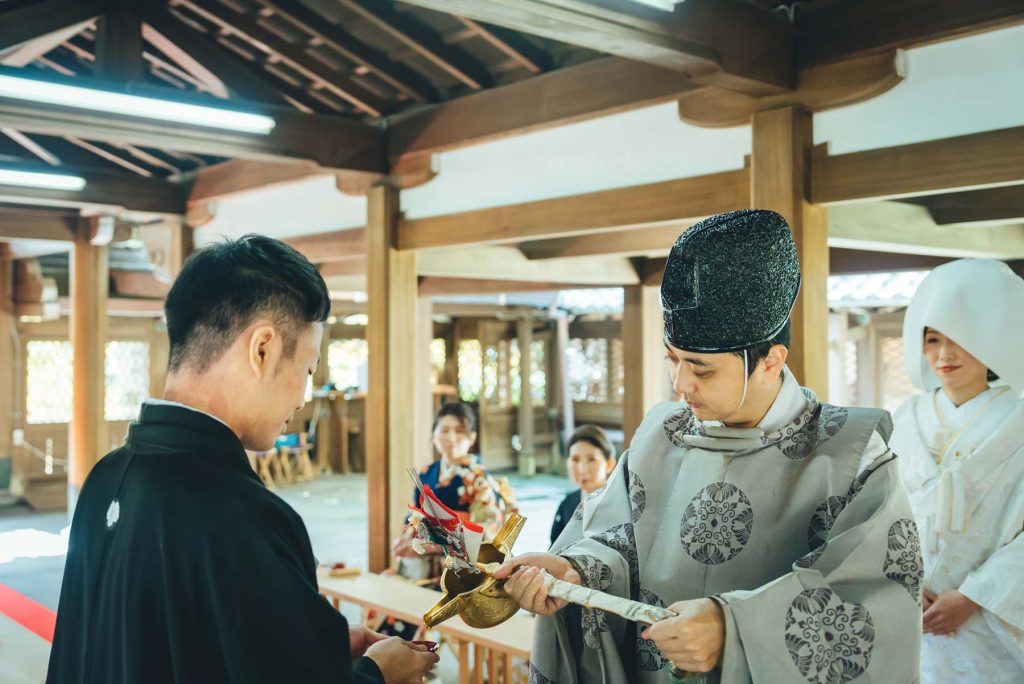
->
[494,209,922,684]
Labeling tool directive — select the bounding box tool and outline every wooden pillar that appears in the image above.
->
[0,256,13,462]
[622,285,664,446]
[366,185,429,572]
[69,218,109,505]
[751,105,829,396]
[516,319,534,470]
[553,313,574,451]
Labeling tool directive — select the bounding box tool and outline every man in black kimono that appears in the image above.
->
[48,235,437,684]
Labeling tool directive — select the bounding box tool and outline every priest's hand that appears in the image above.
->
[365,637,439,684]
[349,625,388,658]
[922,589,937,612]
[643,599,725,674]
[493,553,582,616]
[923,590,979,635]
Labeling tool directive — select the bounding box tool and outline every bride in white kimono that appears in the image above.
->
[891,258,1024,683]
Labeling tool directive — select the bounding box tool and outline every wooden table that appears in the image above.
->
[318,571,533,684]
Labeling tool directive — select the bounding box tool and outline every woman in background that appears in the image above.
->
[550,425,616,545]
[891,259,1024,683]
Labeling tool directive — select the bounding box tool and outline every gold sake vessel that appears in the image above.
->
[422,513,526,629]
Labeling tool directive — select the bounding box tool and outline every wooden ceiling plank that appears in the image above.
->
[397,167,749,250]
[812,126,1024,204]
[0,0,107,52]
[387,56,699,163]
[173,0,390,116]
[397,0,794,94]
[455,17,551,74]
[796,0,1024,67]
[257,0,439,103]
[337,0,493,90]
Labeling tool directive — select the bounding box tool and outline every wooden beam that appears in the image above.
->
[911,185,1024,226]
[95,4,144,82]
[387,57,698,162]
[109,269,170,299]
[0,0,106,51]
[398,168,749,249]
[365,185,421,572]
[417,246,640,285]
[828,248,953,275]
[0,20,93,68]
[752,105,829,396]
[797,0,1024,67]
[139,4,284,103]
[174,0,389,116]
[398,0,793,94]
[516,319,535,469]
[256,0,438,103]
[140,22,229,99]
[286,227,366,263]
[187,159,328,205]
[0,74,387,172]
[336,0,493,90]
[678,50,906,128]
[0,259,11,461]
[318,258,367,278]
[68,217,109,503]
[519,224,687,260]
[0,168,185,215]
[829,201,1024,259]
[813,126,1024,204]
[417,277,611,295]
[622,284,664,445]
[0,207,76,241]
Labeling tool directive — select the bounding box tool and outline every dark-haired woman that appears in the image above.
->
[550,425,616,545]
[891,259,1024,682]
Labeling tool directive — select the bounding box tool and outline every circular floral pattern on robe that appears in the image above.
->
[785,588,875,684]
[629,470,646,523]
[780,405,850,460]
[794,495,849,568]
[528,663,556,684]
[582,607,610,649]
[679,482,754,565]
[884,519,923,604]
[662,408,697,448]
[591,524,640,599]
[572,501,584,521]
[636,589,670,671]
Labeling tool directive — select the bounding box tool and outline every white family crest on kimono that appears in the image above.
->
[531,370,921,684]
[892,258,1024,683]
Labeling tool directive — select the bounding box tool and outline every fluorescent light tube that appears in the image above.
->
[0,74,275,134]
[625,0,682,10]
[0,168,86,191]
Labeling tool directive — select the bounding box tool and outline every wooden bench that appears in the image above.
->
[318,570,533,684]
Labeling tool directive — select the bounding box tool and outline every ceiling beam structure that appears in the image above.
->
[0,168,185,214]
[387,56,699,164]
[0,20,94,68]
[796,0,1024,67]
[398,167,749,250]
[907,185,1024,227]
[0,71,387,172]
[0,0,106,52]
[172,0,389,116]
[397,0,794,94]
[812,126,1024,204]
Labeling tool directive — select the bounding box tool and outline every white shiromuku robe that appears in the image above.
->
[532,370,922,684]
[892,387,1024,683]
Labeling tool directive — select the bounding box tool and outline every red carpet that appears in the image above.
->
[0,583,56,642]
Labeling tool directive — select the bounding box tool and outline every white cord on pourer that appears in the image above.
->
[721,349,750,425]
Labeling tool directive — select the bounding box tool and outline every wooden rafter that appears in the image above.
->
[0,19,93,68]
[796,0,1024,67]
[454,17,551,74]
[812,126,1024,203]
[0,0,107,51]
[336,0,493,90]
[397,167,749,250]
[172,0,389,116]
[908,186,1024,227]
[257,0,438,103]
[138,4,287,103]
[387,56,698,163]
[94,5,144,82]
[140,22,229,98]
[397,0,794,94]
